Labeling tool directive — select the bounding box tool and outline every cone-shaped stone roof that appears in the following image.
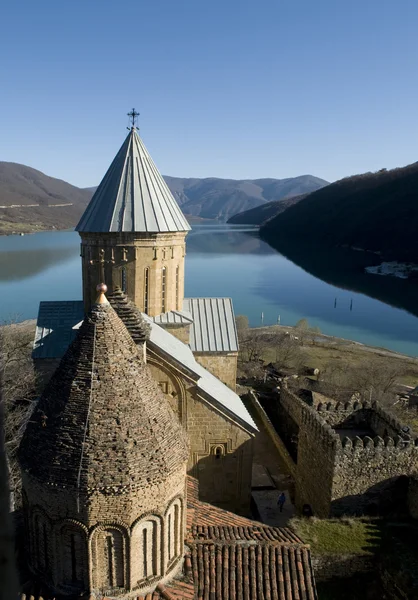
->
[20,300,189,494]
[76,128,191,233]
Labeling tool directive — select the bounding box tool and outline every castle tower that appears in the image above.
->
[76,122,191,315]
[19,286,189,597]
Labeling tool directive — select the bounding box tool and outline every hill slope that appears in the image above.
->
[261,163,418,261]
[227,194,308,225]
[0,162,328,234]
[0,162,93,233]
[166,175,328,222]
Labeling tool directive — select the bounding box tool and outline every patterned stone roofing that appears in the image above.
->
[76,128,191,233]
[20,301,188,492]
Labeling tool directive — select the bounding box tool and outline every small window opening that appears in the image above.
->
[144,268,149,314]
[121,267,127,293]
[161,267,167,313]
[176,265,180,310]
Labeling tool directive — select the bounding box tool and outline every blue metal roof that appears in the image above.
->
[33,301,84,359]
[183,298,239,353]
[76,128,191,234]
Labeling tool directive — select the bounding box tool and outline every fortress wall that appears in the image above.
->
[315,400,371,427]
[331,435,418,516]
[279,386,306,427]
[295,407,341,517]
[280,387,341,516]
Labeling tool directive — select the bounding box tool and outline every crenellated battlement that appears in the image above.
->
[280,382,418,517]
[340,434,418,454]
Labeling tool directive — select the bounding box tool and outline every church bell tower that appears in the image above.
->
[76,111,191,315]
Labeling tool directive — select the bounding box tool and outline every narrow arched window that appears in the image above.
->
[212,445,224,460]
[121,267,127,293]
[144,268,149,314]
[174,504,180,558]
[176,266,180,310]
[167,512,172,560]
[161,267,167,313]
[142,528,148,579]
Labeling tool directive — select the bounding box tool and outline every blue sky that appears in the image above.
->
[2,0,418,187]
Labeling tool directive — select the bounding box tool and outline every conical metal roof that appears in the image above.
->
[76,128,191,233]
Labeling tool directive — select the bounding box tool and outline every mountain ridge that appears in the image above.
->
[0,161,328,234]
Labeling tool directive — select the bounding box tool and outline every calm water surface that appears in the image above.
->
[1,224,418,356]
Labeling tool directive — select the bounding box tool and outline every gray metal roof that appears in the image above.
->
[183,298,239,353]
[143,315,257,431]
[76,128,191,233]
[152,309,194,326]
[33,301,84,359]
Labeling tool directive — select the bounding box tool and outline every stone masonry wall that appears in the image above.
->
[332,438,418,516]
[280,387,338,517]
[279,387,418,517]
[23,466,187,596]
[295,409,338,517]
[315,400,405,439]
[80,232,187,315]
[187,391,254,516]
[194,352,238,391]
[147,352,253,516]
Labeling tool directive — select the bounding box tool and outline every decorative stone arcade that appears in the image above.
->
[80,231,187,315]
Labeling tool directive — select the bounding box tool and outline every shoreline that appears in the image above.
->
[250,323,417,362]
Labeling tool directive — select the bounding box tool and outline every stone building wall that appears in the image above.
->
[159,323,191,344]
[147,352,253,516]
[80,232,187,315]
[194,352,238,391]
[22,467,187,596]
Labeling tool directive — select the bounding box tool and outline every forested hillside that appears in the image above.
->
[227,194,307,224]
[261,163,418,261]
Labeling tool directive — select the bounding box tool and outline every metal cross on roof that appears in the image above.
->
[127,108,140,128]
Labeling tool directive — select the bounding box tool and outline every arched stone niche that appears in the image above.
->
[131,514,163,588]
[30,507,51,575]
[89,523,129,594]
[146,357,187,426]
[164,496,184,571]
[55,520,89,592]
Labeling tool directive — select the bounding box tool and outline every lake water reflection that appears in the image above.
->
[1,224,418,356]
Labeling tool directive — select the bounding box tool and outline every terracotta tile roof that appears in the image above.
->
[191,543,316,600]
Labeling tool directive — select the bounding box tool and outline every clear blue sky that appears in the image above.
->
[2,0,418,187]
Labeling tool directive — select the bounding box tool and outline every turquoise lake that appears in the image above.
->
[1,223,418,356]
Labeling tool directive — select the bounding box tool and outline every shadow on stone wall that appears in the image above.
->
[331,476,410,518]
[192,439,254,517]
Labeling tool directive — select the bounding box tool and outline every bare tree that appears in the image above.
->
[238,329,268,363]
[0,320,37,508]
[235,314,249,332]
[272,332,304,372]
[320,359,404,405]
